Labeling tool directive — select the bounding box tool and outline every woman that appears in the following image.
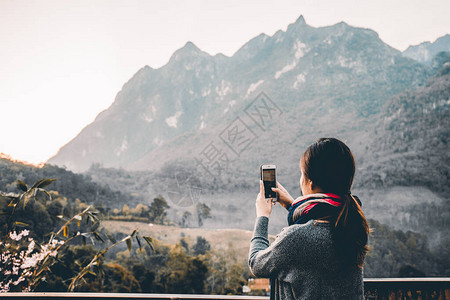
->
[249,138,369,299]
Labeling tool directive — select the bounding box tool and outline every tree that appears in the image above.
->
[179,211,192,228]
[134,204,149,218]
[100,263,141,293]
[193,236,211,255]
[180,238,189,253]
[196,203,211,227]
[122,204,130,216]
[149,195,170,224]
[166,244,208,294]
[224,263,246,294]
[131,264,155,293]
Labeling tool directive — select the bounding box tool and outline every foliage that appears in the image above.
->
[148,195,170,224]
[364,219,447,277]
[114,235,246,295]
[192,236,211,256]
[179,211,192,228]
[0,178,153,292]
[358,61,450,198]
[0,159,138,211]
[0,178,99,292]
[196,203,212,227]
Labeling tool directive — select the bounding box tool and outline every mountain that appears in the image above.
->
[358,59,450,198]
[48,15,429,173]
[351,61,450,243]
[403,34,450,65]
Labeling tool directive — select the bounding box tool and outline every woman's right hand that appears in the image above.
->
[272,182,295,210]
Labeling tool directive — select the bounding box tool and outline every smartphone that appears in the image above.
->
[260,165,277,200]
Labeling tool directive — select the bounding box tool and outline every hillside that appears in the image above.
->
[0,157,140,210]
[104,220,449,277]
[357,60,450,198]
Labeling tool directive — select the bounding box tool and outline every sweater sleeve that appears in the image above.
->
[248,216,300,278]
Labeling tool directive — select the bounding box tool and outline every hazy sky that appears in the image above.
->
[1,0,449,164]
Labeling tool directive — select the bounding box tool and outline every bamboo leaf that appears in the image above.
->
[42,189,52,200]
[30,178,55,189]
[143,236,154,251]
[30,179,44,189]
[91,222,100,232]
[17,180,28,192]
[131,229,137,237]
[14,221,29,227]
[135,236,142,252]
[22,190,34,208]
[0,192,20,202]
[126,237,132,252]
[87,214,95,224]
[35,188,51,202]
[35,178,56,189]
[93,232,104,243]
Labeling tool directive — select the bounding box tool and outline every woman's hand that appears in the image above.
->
[271,181,294,210]
[255,180,273,218]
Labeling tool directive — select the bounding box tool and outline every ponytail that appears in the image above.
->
[334,194,370,268]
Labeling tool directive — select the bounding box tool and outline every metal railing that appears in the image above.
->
[1,278,449,300]
[0,294,268,300]
[364,278,450,299]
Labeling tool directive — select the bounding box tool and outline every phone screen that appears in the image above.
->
[262,168,277,199]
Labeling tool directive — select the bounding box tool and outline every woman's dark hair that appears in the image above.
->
[301,137,369,268]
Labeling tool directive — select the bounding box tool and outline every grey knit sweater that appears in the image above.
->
[249,216,364,299]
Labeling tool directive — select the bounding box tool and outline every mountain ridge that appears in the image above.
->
[48,14,429,173]
[403,34,450,64]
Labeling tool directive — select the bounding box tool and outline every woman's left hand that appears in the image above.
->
[255,180,273,218]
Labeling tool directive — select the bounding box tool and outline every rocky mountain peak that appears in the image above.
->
[169,41,209,62]
[296,15,306,25]
[403,34,450,64]
[286,14,309,33]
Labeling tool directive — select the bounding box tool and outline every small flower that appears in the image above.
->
[12,276,25,286]
[9,230,28,241]
[9,231,19,241]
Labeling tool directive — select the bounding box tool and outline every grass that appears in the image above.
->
[102,220,275,262]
